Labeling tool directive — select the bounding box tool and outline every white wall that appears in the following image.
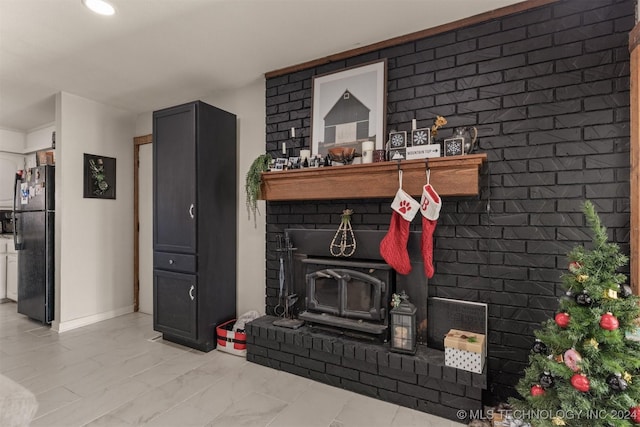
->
[203,78,267,316]
[53,92,136,332]
[134,77,267,317]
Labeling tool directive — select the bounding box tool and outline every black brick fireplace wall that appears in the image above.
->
[262,0,633,401]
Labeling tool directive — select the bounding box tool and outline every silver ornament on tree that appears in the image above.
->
[607,373,628,392]
[532,339,548,355]
[539,371,554,389]
[330,209,356,257]
[575,290,593,306]
[619,284,633,298]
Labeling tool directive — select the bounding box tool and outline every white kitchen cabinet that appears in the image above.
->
[0,153,24,209]
[0,238,5,300]
[5,239,17,301]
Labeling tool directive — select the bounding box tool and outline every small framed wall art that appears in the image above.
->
[83,153,116,199]
[443,137,464,157]
[388,131,407,160]
[410,128,431,146]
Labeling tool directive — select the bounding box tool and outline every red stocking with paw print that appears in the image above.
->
[380,188,420,275]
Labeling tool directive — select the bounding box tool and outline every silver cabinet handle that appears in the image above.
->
[168,259,174,265]
[189,204,194,219]
[189,285,195,301]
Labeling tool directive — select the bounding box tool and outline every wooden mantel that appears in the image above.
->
[259,153,487,201]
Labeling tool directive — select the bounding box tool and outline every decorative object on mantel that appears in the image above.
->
[330,209,356,257]
[327,147,356,165]
[390,291,417,354]
[443,137,464,157]
[406,127,440,160]
[403,117,444,160]
[245,153,272,226]
[430,115,447,142]
[83,153,116,199]
[258,154,487,201]
[388,131,407,161]
[452,126,478,154]
[311,60,387,157]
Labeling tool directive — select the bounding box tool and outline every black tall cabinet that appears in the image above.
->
[152,100,237,352]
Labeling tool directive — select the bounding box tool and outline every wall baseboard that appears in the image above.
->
[52,305,134,333]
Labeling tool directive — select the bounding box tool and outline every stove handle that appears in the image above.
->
[324,269,349,281]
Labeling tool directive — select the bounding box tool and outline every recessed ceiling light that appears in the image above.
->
[82,0,116,16]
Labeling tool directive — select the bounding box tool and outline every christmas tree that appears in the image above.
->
[510,201,640,427]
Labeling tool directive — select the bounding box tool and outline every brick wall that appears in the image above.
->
[263,0,633,401]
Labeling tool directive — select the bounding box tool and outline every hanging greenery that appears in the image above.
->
[245,153,272,227]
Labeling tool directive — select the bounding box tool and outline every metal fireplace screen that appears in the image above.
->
[299,257,393,339]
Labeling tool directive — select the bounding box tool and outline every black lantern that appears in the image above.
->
[390,291,417,354]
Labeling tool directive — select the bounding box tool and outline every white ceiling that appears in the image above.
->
[0,0,523,132]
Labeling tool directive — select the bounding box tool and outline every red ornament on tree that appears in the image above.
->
[568,261,582,273]
[630,406,640,423]
[530,385,545,396]
[555,312,570,328]
[600,312,619,331]
[571,373,590,392]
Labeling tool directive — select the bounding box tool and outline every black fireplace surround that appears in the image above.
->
[249,0,634,419]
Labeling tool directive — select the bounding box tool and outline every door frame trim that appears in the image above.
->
[134,134,152,312]
[630,23,639,294]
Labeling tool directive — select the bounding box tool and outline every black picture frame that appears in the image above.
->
[443,137,464,157]
[83,153,116,199]
[389,131,407,149]
[410,128,431,146]
[311,59,387,157]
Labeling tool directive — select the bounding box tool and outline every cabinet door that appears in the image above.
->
[6,254,17,301]
[153,104,197,254]
[153,269,197,340]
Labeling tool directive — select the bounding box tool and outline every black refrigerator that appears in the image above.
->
[13,165,54,324]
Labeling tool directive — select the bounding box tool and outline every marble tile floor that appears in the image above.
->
[0,302,465,427]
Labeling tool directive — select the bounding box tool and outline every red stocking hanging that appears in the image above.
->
[420,183,441,278]
[380,172,420,275]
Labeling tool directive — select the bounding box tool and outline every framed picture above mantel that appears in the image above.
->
[311,59,387,157]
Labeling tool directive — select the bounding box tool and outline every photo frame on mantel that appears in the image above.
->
[83,153,116,199]
[311,59,387,157]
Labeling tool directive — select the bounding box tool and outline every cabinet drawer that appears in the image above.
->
[154,252,196,273]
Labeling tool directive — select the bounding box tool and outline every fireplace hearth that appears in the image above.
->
[246,227,486,422]
[245,315,486,422]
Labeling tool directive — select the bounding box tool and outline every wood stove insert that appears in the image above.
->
[299,257,393,340]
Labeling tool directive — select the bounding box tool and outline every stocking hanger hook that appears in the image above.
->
[425,158,431,185]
